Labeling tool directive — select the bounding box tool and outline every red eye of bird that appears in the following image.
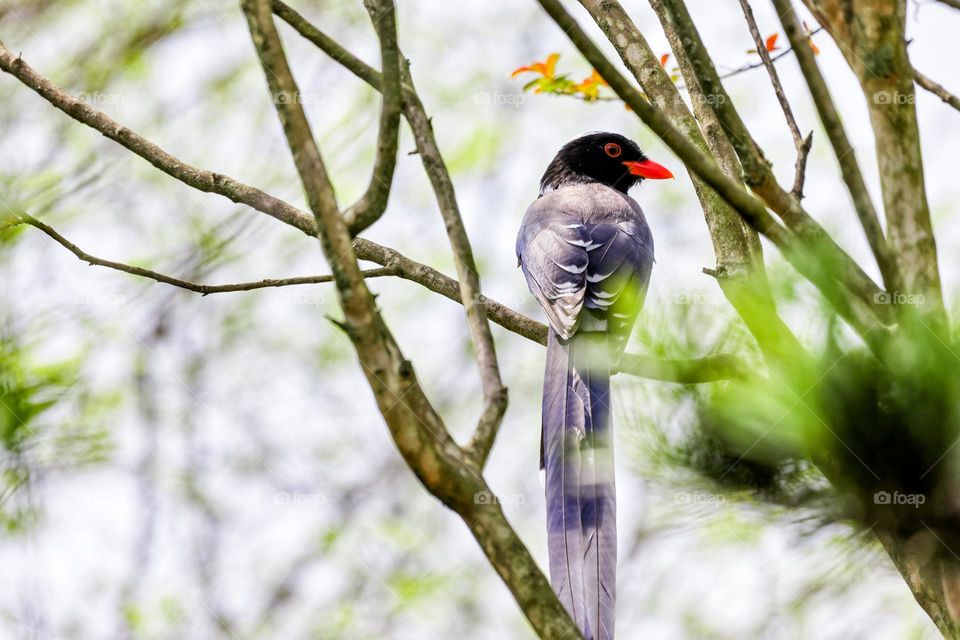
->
[604,143,622,158]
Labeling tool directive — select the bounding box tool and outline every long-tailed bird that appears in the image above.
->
[516,132,671,640]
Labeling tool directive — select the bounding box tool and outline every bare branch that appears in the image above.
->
[735,0,811,199]
[914,68,960,112]
[240,1,339,226]
[400,60,507,470]
[5,215,396,294]
[271,1,507,469]
[616,352,751,382]
[934,0,960,9]
[340,0,402,235]
[241,0,463,474]
[352,238,747,382]
[271,1,381,87]
[772,0,898,293]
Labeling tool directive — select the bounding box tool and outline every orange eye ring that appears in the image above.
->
[604,143,622,158]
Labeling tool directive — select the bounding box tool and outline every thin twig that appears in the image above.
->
[735,0,810,199]
[5,215,395,294]
[718,28,823,80]
[914,68,960,112]
[7,211,745,383]
[672,27,824,91]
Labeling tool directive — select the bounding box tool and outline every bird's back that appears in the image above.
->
[517,182,654,345]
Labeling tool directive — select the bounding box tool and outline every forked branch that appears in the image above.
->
[272,0,507,469]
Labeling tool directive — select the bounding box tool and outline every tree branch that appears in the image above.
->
[351,238,747,382]
[735,0,812,199]
[271,0,382,88]
[271,0,507,470]
[340,0,402,235]
[914,68,960,112]
[706,28,822,83]
[241,0,461,478]
[616,352,751,382]
[4,214,396,294]
[772,0,898,293]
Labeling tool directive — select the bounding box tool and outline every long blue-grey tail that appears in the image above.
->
[542,329,616,640]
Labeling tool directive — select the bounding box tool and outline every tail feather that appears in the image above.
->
[543,330,616,640]
[543,331,588,630]
[575,335,616,640]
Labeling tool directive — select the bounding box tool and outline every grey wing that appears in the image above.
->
[517,220,591,340]
[518,186,654,345]
[581,219,654,352]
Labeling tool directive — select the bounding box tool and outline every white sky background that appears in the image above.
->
[1,0,959,638]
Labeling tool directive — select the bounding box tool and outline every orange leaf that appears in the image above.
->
[765,33,780,52]
[582,69,607,86]
[808,39,820,55]
[511,52,561,79]
[511,63,544,78]
[544,53,560,78]
[575,69,607,100]
[660,53,670,67]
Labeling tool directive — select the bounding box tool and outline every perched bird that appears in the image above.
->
[516,132,671,640]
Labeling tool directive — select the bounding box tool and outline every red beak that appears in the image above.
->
[623,159,674,180]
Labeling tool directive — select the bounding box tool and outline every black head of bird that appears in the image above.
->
[539,132,674,195]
